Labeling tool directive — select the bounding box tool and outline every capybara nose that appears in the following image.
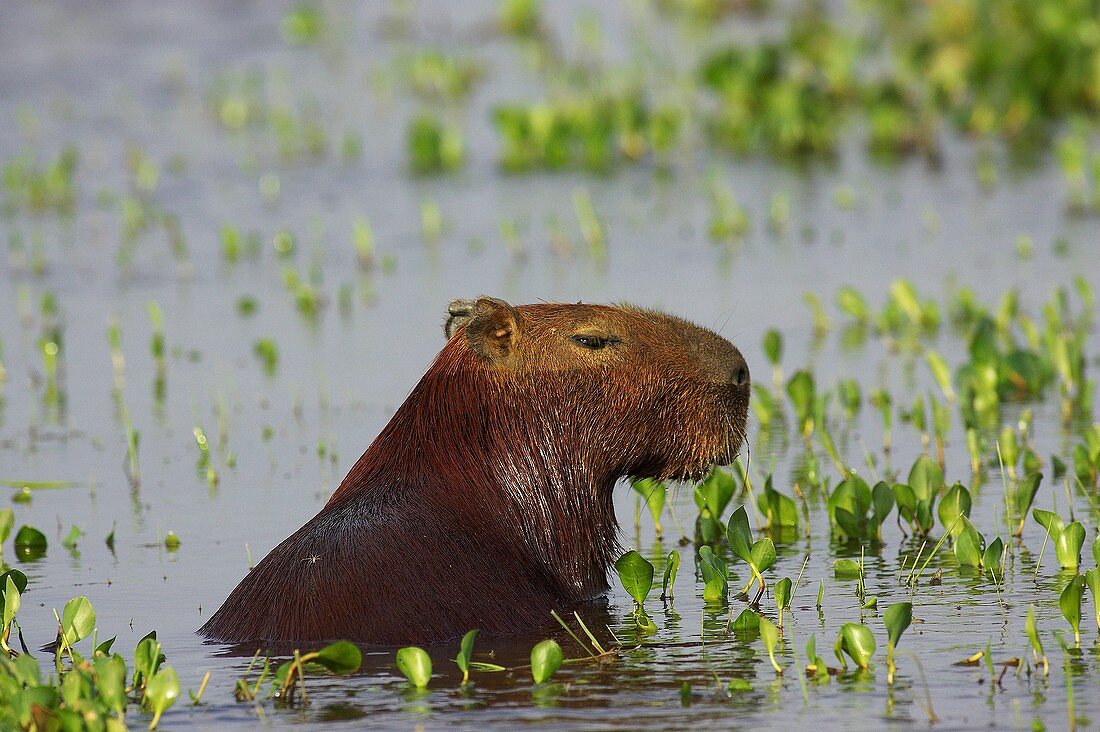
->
[730,351,750,388]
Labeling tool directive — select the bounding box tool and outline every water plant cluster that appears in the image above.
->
[2,0,1099,728]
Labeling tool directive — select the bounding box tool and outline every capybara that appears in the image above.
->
[200,297,749,645]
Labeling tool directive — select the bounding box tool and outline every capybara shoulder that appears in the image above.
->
[200,296,749,645]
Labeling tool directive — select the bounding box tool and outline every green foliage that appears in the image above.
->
[530,639,563,684]
[697,546,728,605]
[631,478,667,537]
[883,602,912,684]
[455,629,478,684]
[493,94,681,172]
[828,475,894,541]
[726,506,776,596]
[937,483,972,538]
[661,550,680,601]
[694,468,736,543]
[758,613,783,675]
[786,370,816,436]
[1059,575,1086,648]
[1034,509,1086,570]
[395,647,432,689]
[615,550,655,628]
[407,115,465,174]
[834,623,876,670]
[757,475,799,529]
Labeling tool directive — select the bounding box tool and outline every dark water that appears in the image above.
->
[1,1,1097,729]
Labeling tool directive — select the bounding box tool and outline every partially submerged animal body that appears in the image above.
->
[201,297,749,645]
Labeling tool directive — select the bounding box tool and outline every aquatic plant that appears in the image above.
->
[693,468,735,544]
[834,623,875,671]
[883,602,912,685]
[827,474,893,542]
[727,506,777,602]
[530,639,563,684]
[1033,509,1087,570]
[395,646,432,689]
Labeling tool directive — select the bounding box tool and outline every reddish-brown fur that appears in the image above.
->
[200,297,749,645]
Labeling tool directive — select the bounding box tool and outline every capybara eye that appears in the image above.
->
[571,334,610,349]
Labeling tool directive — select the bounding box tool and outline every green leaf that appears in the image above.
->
[891,483,916,518]
[61,596,96,646]
[726,506,753,564]
[1055,521,1086,570]
[695,469,736,518]
[834,622,876,670]
[662,550,680,600]
[836,286,870,322]
[698,546,728,604]
[1013,473,1042,530]
[774,577,793,611]
[14,525,47,548]
[0,508,13,545]
[0,569,28,597]
[94,654,128,714]
[983,537,1004,581]
[133,633,163,688]
[759,476,799,528]
[1058,575,1085,646]
[60,524,82,550]
[762,329,782,365]
[834,558,862,579]
[883,602,912,649]
[3,575,21,628]
[1032,508,1064,537]
[907,456,943,501]
[954,518,985,567]
[614,550,654,607]
[455,629,478,681]
[937,483,971,537]
[1025,605,1043,659]
[834,507,863,539]
[759,613,782,674]
[144,666,180,729]
[396,646,432,689]
[869,481,895,530]
[530,639,563,684]
[312,640,362,675]
[924,350,955,401]
[786,370,816,425]
[631,478,666,534]
[750,538,777,575]
[731,608,760,632]
[1084,569,1100,632]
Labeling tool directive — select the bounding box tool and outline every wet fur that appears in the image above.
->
[200,302,748,645]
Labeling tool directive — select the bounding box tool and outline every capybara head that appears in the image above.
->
[441,296,749,483]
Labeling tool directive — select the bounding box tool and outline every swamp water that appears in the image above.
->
[1,1,1098,729]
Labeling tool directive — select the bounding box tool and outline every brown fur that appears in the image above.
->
[200,297,749,645]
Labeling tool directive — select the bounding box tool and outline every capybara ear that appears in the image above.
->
[443,298,478,340]
[464,296,523,363]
